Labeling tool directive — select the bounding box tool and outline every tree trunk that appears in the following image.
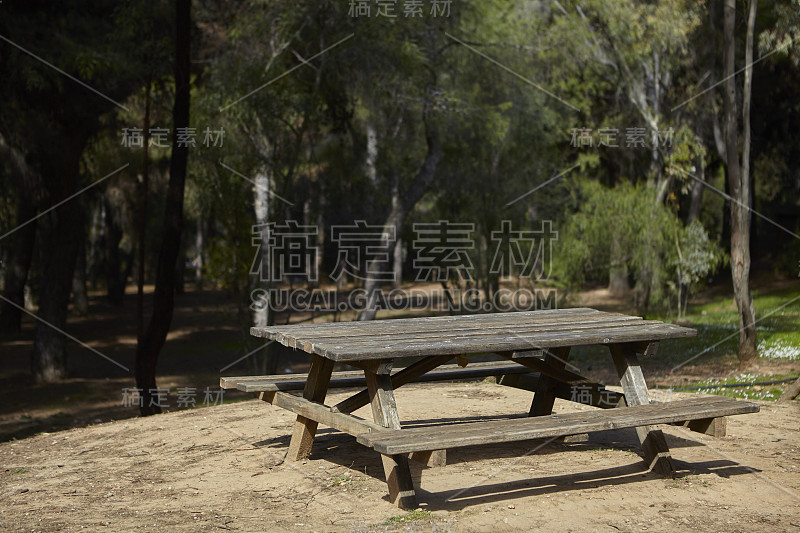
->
[31,171,84,383]
[71,222,89,316]
[0,188,37,337]
[723,0,758,367]
[779,377,800,402]
[253,169,278,375]
[135,0,191,415]
[87,199,103,290]
[687,155,705,223]
[608,237,630,297]
[137,78,152,340]
[174,247,185,295]
[105,193,125,306]
[357,115,442,321]
[391,178,403,288]
[195,214,203,287]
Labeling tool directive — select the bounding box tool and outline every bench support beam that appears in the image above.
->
[333,355,453,414]
[529,347,572,416]
[365,363,418,509]
[286,355,334,461]
[674,417,727,437]
[609,343,675,477]
[259,391,385,436]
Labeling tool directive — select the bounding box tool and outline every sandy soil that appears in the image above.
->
[1,382,798,532]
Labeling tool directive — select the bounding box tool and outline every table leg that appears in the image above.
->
[364,362,418,509]
[529,347,572,416]
[286,354,334,461]
[333,355,453,414]
[609,343,675,477]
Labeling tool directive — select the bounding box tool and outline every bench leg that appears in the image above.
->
[379,454,418,509]
[609,343,675,477]
[333,355,453,414]
[683,417,727,437]
[529,347,571,416]
[408,449,447,467]
[286,354,334,461]
[365,365,418,509]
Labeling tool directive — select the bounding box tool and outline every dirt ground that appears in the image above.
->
[1,382,798,532]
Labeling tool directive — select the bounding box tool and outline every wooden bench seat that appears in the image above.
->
[356,396,759,455]
[221,360,533,392]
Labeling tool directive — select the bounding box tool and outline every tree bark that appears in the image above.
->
[31,166,84,383]
[71,221,89,316]
[0,186,37,337]
[779,377,800,402]
[195,214,203,287]
[104,193,126,307]
[135,0,191,415]
[391,178,403,288]
[687,155,705,223]
[608,236,630,297]
[358,114,442,321]
[137,78,152,340]
[0,134,39,337]
[253,169,278,375]
[723,0,758,367]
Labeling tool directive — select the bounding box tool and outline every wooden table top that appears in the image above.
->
[250,308,696,362]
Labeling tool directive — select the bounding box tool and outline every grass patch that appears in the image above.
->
[12,468,28,474]
[678,373,796,401]
[330,475,353,487]
[384,510,433,525]
[668,474,709,488]
[644,285,800,369]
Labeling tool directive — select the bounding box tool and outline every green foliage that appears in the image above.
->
[674,220,725,290]
[759,0,800,66]
[553,179,723,311]
[384,509,433,524]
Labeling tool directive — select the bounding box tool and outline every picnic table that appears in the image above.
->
[221,308,759,509]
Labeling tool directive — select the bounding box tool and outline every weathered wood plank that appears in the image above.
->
[366,369,402,429]
[308,323,696,361]
[279,318,661,353]
[497,352,590,385]
[333,355,454,414]
[232,361,534,392]
[609,343,674,476]
[259,310,644,348]
[408,449,447,467]
[254,308,613,337]
[260,390,447,467]
[355,396,759,455]
[365,365,418,509]
[222,369,364,388]
[248,308,695,362]
[279,315,646,349]
[530,347,572,416]
[672,417,727,437]
[259,391,385,435]
[286,355,334,461]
